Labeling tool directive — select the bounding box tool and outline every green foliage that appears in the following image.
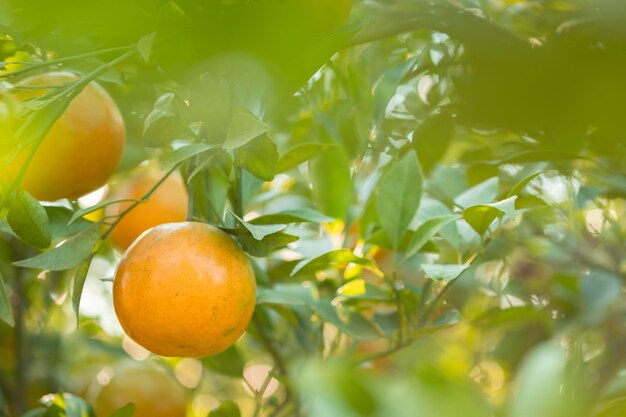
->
[7,191,50,249]
[207,401,241,417]
[376,150,423,248]
[0,271,14,326]
[310,148,352,219]
[3,1,626,417]
[12,224,98,271]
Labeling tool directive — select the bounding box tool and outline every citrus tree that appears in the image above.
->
[2,1,626,416]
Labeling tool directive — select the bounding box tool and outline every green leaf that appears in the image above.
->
[412,111,455,174]
[291,249,372,277]
[455,177,499,208]
[309,301,380,341]
[377,150,423,248]
[46,206,94,240]
[143,92,186,147]
[373,56,418,120]
[143,92,176,135]
[161,143,214,170]
[234,134,278,181]
[137,32,156,63]
[202,346,245,378]
[207,401,241,417]
[13,224,100,271]
[257,283,318,306]
[463,196,517,236]
[275,143,335,173]
[421,264,469,282]
[506,171,553,198]
[249,208,333,225]
[336,279,389,302]
[107,404,135,417]
[473,306,547,330]
[403,215,460,261]
[230,211,286,240]
[309,148,352,219]
[223,110,269,149]
[0,271,14,327]
[39,393,95,417]
[68,198,134,224]
[7,191,50,248]
[72,254,94,325]
[507,343,588,417]
[237,232,299,257]
[298,359,377,417]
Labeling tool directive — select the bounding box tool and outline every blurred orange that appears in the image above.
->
[105,168,188,251]
[93,365,187,417]
[6,71,125,201]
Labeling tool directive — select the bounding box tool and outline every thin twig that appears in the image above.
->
[252,367,277,417]
[421,252,477,324]
[101,164,180,241]
[0,45,133,79]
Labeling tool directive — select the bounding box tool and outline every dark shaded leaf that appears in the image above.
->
[207,401,241,417]
[412,111,455,174]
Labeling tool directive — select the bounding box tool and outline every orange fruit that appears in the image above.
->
[93,366,186,417]
[5,71,125,201]
[113,222,257,357]
[105,169,188,251]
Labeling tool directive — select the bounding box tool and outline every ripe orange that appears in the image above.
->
[93,366,186,417]
[6,71,125,201]
[113,222,257,357]
[105,169,188,251]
